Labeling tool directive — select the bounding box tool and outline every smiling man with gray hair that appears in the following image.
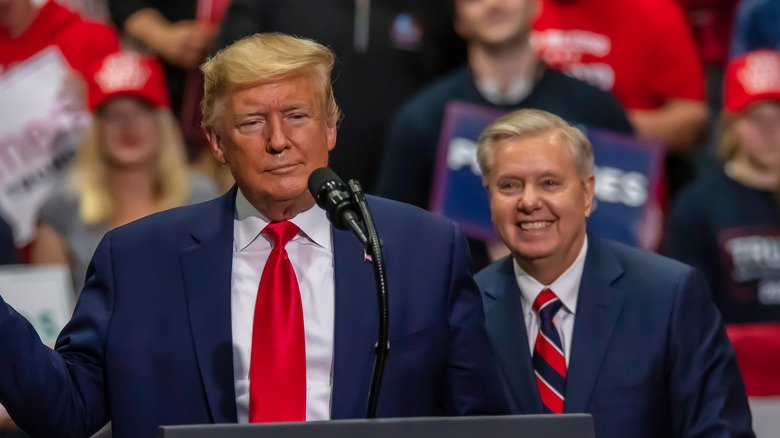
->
[475,108,753,438]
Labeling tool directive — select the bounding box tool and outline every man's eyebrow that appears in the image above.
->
[231,111,264,121]
[230,103,314,121]
[281,103,311,112]
[539,170,565,178]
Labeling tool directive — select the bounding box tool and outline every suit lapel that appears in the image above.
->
[180,187,238,423]
[565,237,625,413]
[482,257,543,414]
[330,227,377,419]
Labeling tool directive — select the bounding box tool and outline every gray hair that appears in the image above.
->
[476,109,594,184]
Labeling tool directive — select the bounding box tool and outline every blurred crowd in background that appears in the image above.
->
[1,0,780,435]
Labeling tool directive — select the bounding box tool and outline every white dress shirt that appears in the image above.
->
[514,236,588,367]
[231,189,335,422]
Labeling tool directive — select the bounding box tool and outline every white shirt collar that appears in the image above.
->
[233,188,332,252]
[513,235,589,316]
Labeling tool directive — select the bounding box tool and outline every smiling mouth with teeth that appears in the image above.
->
[519,221,552,230]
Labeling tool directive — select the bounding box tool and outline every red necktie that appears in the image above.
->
[532,289,566,414]
[249,221,306,422]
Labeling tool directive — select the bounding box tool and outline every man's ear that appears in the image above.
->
[205,127,227,164]
[583,174,596,217]
[453,6,468,39]
[326,122,337,152]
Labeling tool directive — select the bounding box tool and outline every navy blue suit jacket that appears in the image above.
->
[0,188,508,438]
[476,236,753,438]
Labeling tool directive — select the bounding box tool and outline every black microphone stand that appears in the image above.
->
[347,179,389,419]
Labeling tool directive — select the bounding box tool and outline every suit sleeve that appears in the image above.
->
[667,268,753,438]
[0,234,115,438]
[442,222,512,415]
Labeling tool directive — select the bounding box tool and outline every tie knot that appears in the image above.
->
[533,289,562,321]
[263,221,300,247]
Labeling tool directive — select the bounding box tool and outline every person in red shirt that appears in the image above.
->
[0,0,120,249]
[531,0,707,153]
[0,0,119,77]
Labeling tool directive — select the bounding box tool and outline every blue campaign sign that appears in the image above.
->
[586,128,665,249]
[430,102,505,241]
[430,101,665,250]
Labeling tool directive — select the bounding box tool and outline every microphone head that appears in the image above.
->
[308,167,358,230]
[308,167,346,208]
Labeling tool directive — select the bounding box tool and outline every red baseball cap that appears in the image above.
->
[724,50,780,113]
[87,51,170,112]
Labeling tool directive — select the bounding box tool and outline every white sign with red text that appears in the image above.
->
[0,48,89,245]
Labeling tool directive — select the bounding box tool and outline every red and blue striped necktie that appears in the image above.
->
[532,289,566,414]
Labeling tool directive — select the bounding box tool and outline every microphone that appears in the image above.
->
[308,167,368,246]
[309,168,388,418]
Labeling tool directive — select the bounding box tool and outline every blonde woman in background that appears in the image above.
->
[32,51,218,293]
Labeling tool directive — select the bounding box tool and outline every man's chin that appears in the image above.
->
[266,189,312,205]
[511,244,556,265]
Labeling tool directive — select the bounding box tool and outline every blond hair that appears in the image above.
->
[717,113,741,162]
[74,108,190,225]
[477,109,594,184]
[200,33,341,131]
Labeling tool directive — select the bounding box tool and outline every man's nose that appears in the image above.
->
[266,115,289,152]
[517,186,542,212]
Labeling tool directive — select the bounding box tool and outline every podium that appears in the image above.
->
[157,414,595,438]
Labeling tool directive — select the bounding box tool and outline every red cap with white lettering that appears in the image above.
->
[87,51,169,112]
[724,50,780,113]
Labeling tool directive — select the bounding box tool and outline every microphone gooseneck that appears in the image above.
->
[306,168,389,419]
[348,179,389,420]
